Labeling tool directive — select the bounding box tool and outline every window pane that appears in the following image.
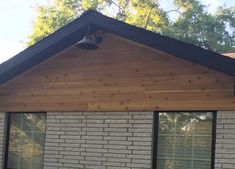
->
[7,113,46,169]
[157,112,213,169]
[7,152,19,169]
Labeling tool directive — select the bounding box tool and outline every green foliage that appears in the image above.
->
[165,0,235,52]
[27,0,235,53]
[27,0,81,46]
[126,0,169,32]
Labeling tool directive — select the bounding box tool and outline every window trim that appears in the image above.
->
[2,112,10,169]
[152,111,217,169]
[2,112,47,169]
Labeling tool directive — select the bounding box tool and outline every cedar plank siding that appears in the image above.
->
[0,33,234,112]
[224,52,235,59]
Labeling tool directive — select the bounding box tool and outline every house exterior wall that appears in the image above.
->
[43,112,153,169]
[0,112,5,169]
[0,111,234,168]
[215,111,235,169]
[42,111,235,169]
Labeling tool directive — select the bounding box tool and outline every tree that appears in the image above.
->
[164,0,235,52]
[27,0,235,53]
[27,0,80,46]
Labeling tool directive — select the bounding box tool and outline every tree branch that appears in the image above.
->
[108,0,121,9]
[165,7,182,15]
[107,0,125,17]
[144,7,154,29]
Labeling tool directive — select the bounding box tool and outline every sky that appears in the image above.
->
[0,0,234,64]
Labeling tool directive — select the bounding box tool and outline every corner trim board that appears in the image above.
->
[211,111,217,169]
[152,112,158,169]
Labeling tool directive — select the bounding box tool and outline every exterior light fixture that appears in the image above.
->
[76,26,102,50]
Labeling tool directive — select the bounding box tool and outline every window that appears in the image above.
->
[153,112,216,169]
[5,113,46,169]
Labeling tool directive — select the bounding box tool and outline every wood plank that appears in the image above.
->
[1,90,233,109]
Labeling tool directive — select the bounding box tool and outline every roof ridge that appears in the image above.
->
[81,9,100,16]
[0,9,234,85]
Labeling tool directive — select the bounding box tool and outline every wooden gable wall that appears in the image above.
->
[0,33,234,112]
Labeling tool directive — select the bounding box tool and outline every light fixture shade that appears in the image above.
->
[76,36,98,50]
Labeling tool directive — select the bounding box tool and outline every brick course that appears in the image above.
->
[0,111,233,169]
[215,111,235,169]
[43,112,153,169]
[2,110,227,169]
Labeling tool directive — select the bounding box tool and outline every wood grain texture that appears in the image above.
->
[0,32,234,112]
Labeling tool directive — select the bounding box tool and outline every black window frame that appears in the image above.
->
[2,112,47,169]
[152,111,217,169]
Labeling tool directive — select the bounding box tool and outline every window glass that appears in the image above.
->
[157,112,213,169]
[7,113,46,169]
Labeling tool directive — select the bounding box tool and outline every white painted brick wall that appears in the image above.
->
[0,112,5,169]
[43,112,153,169]
[216,111,235,169]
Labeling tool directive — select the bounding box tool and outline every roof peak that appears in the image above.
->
[80,9,101,17]
[0,9,234,85]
